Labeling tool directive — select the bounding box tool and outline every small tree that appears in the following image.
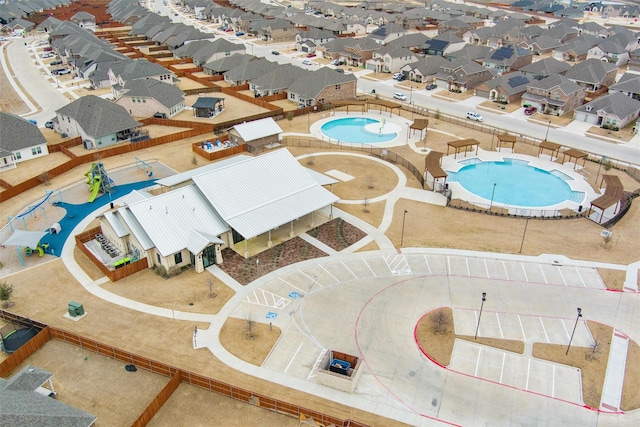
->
[366,175,375,190]
[191,154,198,166]
[602,159,613,171]
[0,281,14,308]
[286,112,294,127]
[38,171,50,186]
[207,278,218,299]
[432,309,449,335]
[601,231,613,249]
[585,336,601,361]
[306,154,316,166]
[244,313,256,340]
[363,198,369,213]
[434,108,440,123]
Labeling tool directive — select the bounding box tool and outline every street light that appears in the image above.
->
[489,183,497,211]
[544,120,551,141]
[566,308,583,355]
[474,292,487,340]
[400,209,408,247]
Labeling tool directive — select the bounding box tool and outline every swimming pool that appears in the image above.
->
[321,117,398,143]
[447,158,585,207]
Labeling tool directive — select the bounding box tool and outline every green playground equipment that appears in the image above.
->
[85,163,113,202]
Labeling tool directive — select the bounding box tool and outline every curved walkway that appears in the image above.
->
[54,151,640,426]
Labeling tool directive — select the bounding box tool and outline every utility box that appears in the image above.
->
[68,301,84,317]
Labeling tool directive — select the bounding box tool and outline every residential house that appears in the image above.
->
[258,18,296,42]
[586,32,638,66]
[172,40,212,60]
[36,16,63,33]
[224,58,279,85]
[295,28,335,53]
[552,34,600,62]
[545,21,579,44]
[629,48,640,73]
[0,112,49,171]
[438,16,483,38]
[55,95,143,149]
[3,17,35,34]
[519,57,572,80]
[574,92,640,129]
[401,55,449,84]
[250,64,305,97]
[423,31,466,56]
[0,365,96,426]
[475,71,532,104]
[519,35,563,55]
[609,73,640,101]
[316,36,380,67]
[445,44,493,63]
[228,117,283,150]
[203,53,255,75]
[521,75,586,116]
[115,79,186,118]
[385,33,430,52]
[481,45,533,73]
[287,67,357,106]
[575,21,610,38]
[166,28,215,51]
[108,59,176,98]
[191,39,245,66]
[366,46,418,73]
[434,59,494,93]
[70,11,96,32]
[564,58,618,92]
[368,23,405,44]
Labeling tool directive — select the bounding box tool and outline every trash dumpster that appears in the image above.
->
[68,301,85,317]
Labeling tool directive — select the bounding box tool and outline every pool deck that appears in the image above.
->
[442,149,599,215]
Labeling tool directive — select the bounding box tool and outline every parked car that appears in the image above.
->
[45,121,54,129]
[44,47,53,52]
[51,68,66,74]
[393,92,407,101]
[50,60,63,66]
[425,84,438,90]
[466,111,484,121]
[225,28,234,32]
[153,112,167,119]
[393,72,403,79]
[235,31,244,36]
[524,106,537,115]
[335,68,344,74]
[306,53,316,58]
[42,53,54,59]
[302,59,313,65]
[331,59,340,65]
[0,37,7,41]
[28,119,37,125]
[57,68,71,75]
[271,50,280,55]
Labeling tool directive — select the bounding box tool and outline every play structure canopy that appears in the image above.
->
[2,229,47,248]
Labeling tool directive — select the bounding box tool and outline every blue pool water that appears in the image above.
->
[321,117,396,143]
[447,159,584,207]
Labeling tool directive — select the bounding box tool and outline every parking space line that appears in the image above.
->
[278,277,305,294]
[447,256,451,275]
[322,268,338,284]
[539,264,548,284]
[500,353,506,383]
[307,349,327,380]
[424,255,432,274]
[299,270,324,288]
[484,259,489,278]
[518,315,527,341]
[284,342,304,374]
[540,317,550,343]
[475,347,482,376]
[362,258,379,277]
[552,365,556,397]
[526,358,531,390]
[466,258,470,276]
[502,261,509,281]
[496,313,504,338]
[561,319,570,340]
[558,268,567,286]
[575,268,587,288]
[521,263,529,282]
[340,261,358,279]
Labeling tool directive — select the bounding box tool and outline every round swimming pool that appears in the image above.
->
[321,117,397,143]
[448,158,585,207]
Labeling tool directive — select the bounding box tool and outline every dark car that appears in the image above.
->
[50,60,63,66]
[271,50,280,55]
[153,112,167,119]
[524,106,537,115]
[425,84,438,90]
[306,53,316,58]
[235,31,244,36]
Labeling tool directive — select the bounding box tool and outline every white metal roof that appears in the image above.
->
[186,230,224,254]
[155,155,252,188]
[102,211,129,238]
[127,184,228,257]
[192,149,339,239]
[117,207,154,251]
[232,117,283,142]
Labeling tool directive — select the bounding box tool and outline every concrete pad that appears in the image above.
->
[325,169,354,182]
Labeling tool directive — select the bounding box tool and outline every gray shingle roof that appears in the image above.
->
[56,95,141,139]
[575,91,640,118]
[250,64,305,92]
[287,67,357,100]
[564,58,618,85]
[609,73,640,95]
[527,74,583,95]
[0,365,97,427]
[519,57,572,77]
[120,79,185,108]
[0,112,47,154]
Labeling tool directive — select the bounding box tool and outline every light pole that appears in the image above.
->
[566,308,582,355]
[400,209,408,247]
[489,183,497,211]
[474,292,487,340]
[544,120,551,141]
[519,217,530,253]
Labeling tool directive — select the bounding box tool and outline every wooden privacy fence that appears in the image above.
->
[75,227,148,282]
[0,309,368,427]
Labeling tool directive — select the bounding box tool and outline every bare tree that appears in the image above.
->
[191,154,198,166]
[432,310,449,335]
[244,313,257,340]
[306,154,316,166]
[585,336,601,361]
[601,232,613,249]
[38,172,50,186]
[207,278,218,299]
[363,198,369,213]
[366,175,375,190]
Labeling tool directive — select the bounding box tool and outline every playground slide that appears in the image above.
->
[36,246,44,257]
[88,176,101,202]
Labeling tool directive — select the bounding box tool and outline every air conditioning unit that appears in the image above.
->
[600,230,613,238]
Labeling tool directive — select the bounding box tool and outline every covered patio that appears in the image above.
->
[192,97,225,118]
[446,138,480,158]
